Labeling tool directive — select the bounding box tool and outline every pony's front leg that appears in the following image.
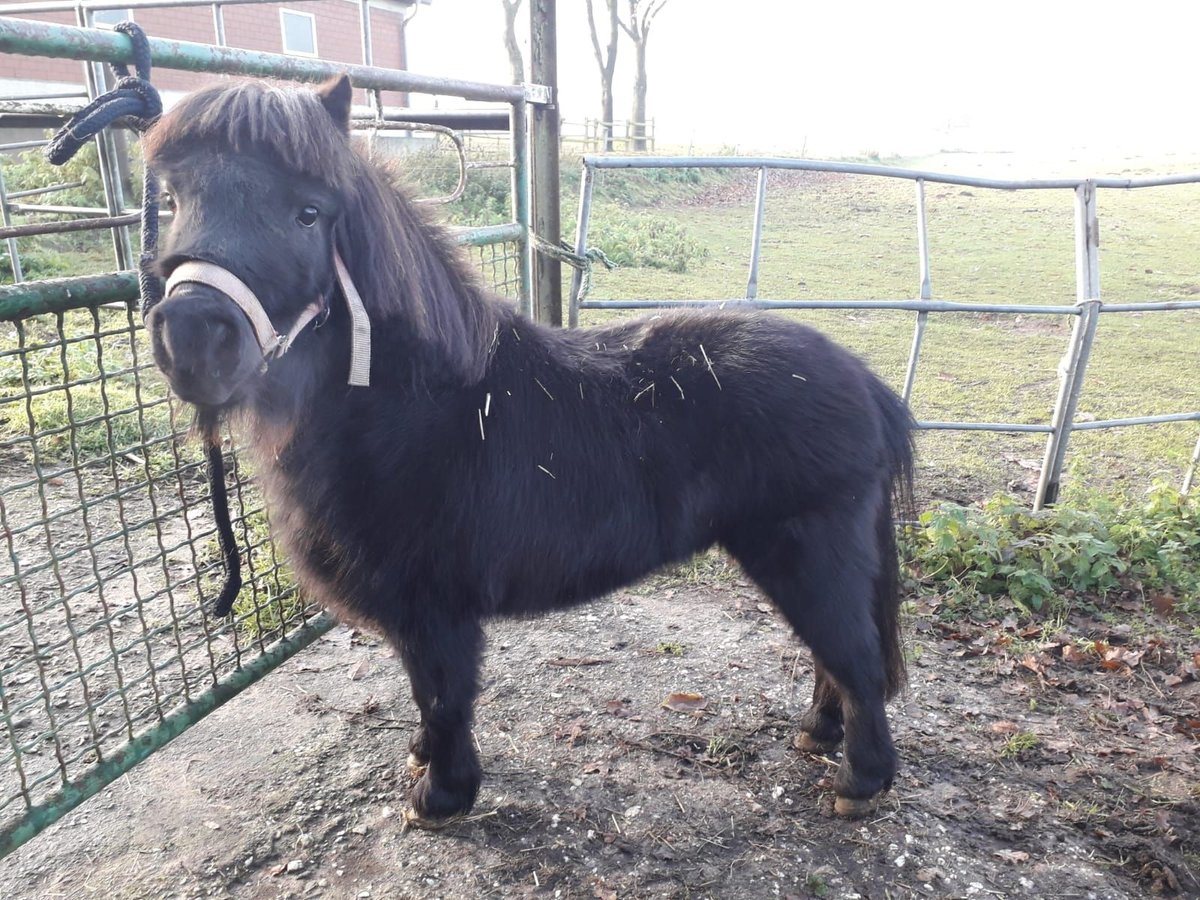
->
[393,614,484,822]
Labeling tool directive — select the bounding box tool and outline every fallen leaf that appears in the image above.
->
[605,699,632,717]
[662,692,709,713]
[1061,644,1088,664]
[1149,593,1176,616]
[991,721,1020,734]
[1021,654,1045,675]
[348,659,369,681]
[994,849,1030,863]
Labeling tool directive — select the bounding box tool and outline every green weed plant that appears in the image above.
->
[905,485,1200,614]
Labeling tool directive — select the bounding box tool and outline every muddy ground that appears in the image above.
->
[2,561,1196,899]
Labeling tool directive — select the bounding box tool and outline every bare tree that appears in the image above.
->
[620,0,669,151]
[585,0,620,151]
[501,0,525,84]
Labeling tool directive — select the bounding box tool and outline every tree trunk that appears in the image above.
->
[502,0,525,84]
[586,0,619,152]
[631,40,647,150]
[601,84,615,151]
[620,0,667,152]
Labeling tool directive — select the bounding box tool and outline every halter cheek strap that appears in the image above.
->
[164,251,372,387]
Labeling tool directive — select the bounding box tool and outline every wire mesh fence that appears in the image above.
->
[0,231,524,856]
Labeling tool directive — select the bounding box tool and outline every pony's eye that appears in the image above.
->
[160,190,177,213]
[297,205,320,227]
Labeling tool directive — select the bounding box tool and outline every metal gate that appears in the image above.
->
[569,156,1200,507]
[0,12,548,858]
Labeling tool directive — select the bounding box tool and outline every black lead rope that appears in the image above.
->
[205,442,243,616]
[47,22,242,618]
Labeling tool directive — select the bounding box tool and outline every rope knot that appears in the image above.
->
[44,21,163,316]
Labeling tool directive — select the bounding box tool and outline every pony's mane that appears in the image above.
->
[145,80,500,385]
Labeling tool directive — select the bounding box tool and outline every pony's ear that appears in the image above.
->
[317,74,353,134]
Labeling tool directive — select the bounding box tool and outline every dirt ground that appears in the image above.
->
[1,562,1196,899]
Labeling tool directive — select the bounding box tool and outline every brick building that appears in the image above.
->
[0,0,424,107]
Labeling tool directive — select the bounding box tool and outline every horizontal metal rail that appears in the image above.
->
[576,297,1085,315]
[0,212,141,240]
[0,271,138,319]
[0,91,87,102]
[9,203,111,216]
[0,139,50,152]
[582,155,1200,191]
[1071,411,1200,431]
[917,421,1054,434]
[5,181,85,200]
[0,17,550,105]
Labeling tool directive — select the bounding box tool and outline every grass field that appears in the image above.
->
[568,156,1200,504]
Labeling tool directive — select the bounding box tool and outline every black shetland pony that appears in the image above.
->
[145,76,913,823]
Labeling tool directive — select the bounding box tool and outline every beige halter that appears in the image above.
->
[165,252,371,386]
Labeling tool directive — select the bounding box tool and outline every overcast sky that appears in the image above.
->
[404,1,1200,169]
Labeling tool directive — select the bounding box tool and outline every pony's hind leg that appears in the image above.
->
[793,662,844,752]
[392,614,485,823]
[725,489,897,816]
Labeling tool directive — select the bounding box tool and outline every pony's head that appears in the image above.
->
[144,76,355,407]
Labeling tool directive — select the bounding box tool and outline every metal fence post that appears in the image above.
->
[567,162,595,327]
[0,165,23,282]
[745,166,767,299]
[1035,180,1101,509]
[1183,433,1200,495]
[902,178,932,403]
[212,3,227,46]
[510,98,533,317]
[530,0,562,326]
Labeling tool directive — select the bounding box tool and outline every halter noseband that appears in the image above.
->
[164,251,372,387]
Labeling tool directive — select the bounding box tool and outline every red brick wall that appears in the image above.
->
[0,2,409,106]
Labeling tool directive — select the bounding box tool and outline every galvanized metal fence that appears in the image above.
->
[0,13,543,859]
[569,156,1200,507]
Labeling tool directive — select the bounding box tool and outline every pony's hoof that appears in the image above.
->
[833,795,877,819]
[793,731,840,754]
[406,753,428,777]
[401,807,462,832]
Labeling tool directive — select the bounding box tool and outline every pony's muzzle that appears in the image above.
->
[147,286,263,407]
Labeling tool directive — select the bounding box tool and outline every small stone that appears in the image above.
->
[351,824,369,836]
[286,860,304,873]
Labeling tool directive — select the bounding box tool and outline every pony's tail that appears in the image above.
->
[870,377,915,699]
